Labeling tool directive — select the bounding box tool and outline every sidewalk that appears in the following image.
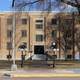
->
[0,68,80,78]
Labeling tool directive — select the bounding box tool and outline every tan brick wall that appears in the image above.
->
[0,12,80,60]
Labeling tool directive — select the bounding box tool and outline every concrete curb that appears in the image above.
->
[13,73,80,78]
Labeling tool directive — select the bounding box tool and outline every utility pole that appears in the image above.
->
[11,0,17,70]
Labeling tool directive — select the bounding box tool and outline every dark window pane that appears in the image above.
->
[36,35,43,42]
[21,30,27,37]
[7,18,12,25]
[36,24,43,29]
[7,42,12,50]
[67,55,72,59]
[36,20,43,23]
[63,19,73,28]
[7,30,12,38]
[22,18,27,24]
[52,30,57,38]
[35,19,43,29]
[51,19,57,25]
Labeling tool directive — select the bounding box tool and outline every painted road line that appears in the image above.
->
[13,74,80,78]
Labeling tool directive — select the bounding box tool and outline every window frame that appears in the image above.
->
[51,18,57,25]
[21,18,27,25]
[7,30,12,38]
[35,18,44,30]
[7,18,13,25]
[36,34,44,42]
[21,30,27,37]
[51,30,57,38]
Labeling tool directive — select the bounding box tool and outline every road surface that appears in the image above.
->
[12,77,80,80]
[1,77,80,80]
[1,68,80,80]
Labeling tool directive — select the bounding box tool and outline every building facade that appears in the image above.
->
[0,12,80,60]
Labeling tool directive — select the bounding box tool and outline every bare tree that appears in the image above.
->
[12,0,80,14]
[61,0,80,14]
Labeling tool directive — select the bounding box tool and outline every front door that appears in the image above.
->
[34,45,44,54]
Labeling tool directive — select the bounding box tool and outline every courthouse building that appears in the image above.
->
[0,12,80,60]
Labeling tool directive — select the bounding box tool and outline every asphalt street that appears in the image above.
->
[9,77,80,80]
[1,68,80,80]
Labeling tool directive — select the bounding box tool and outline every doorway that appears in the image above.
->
[34,45,44,54]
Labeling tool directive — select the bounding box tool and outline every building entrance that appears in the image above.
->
[34,45,44,54]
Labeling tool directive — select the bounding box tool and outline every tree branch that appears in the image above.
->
[61,0,80,7]
[12,0,43,8]
[75,0,80,14]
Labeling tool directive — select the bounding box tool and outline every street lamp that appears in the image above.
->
[51,42,57,68]
[18,44,27,68]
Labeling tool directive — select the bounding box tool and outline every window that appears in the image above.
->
[7,42,12,50]
[36,24,43,29]
[35,19,44,29]
[36,20,43,23]
[67,55,72,59]
[7,30,12,38]
[21,30,27,37]
[36,34,43,42]
[22,18,27,25]
[7,18,12,25]
[63,19,72,28]
[51,18,57,25]
[51,30,57,38]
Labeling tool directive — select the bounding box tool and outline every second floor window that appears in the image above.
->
[36,20,43,23]
[36,24,43,29]
[35,19,44,29]
[64,19,72,27]
[7,18,12,25]
[7,30,12,38]
[51,30,57,38]
[51,18,57,25]
[22,18,27,25]
[36,34,43,42]
[21,30,27,37]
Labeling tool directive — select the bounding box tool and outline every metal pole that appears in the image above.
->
[13,11,16,65]
[53,50,55,68]
[11,6,17,71]
[28,16,30,52]
[72,12,75,60]
[21,51,24,68]
[58,16,61,60]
